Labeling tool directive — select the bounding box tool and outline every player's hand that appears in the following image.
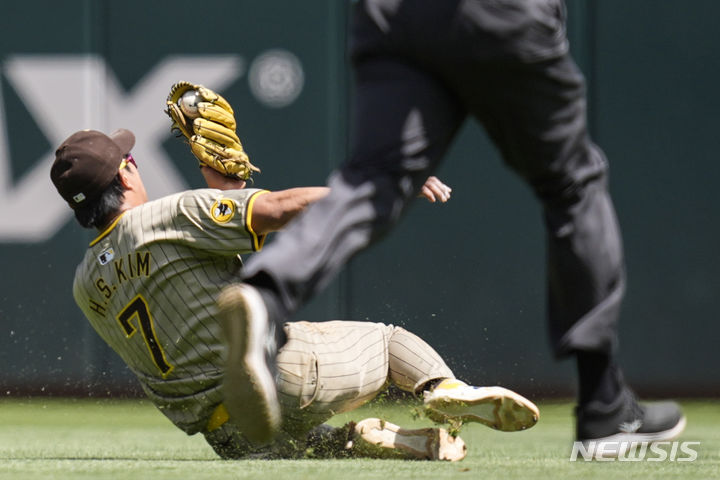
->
[419,176,452,203]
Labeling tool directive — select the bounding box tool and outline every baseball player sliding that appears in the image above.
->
[49,82,539,460]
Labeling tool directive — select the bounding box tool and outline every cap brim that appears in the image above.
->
[110,128,136,155]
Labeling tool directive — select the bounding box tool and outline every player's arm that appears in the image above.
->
[250,187,329,235]
[201,166,328,234]
[249,176,447,234]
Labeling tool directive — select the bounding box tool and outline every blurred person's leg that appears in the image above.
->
[453,18,683,454]
[463,54,625,391]
[241,58,465,319]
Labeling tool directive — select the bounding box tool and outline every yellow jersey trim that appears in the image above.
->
[206,404,230,432]
[246,190,269,251]
[89,212,126,247]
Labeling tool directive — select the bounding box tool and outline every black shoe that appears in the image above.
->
[575,387,686,458]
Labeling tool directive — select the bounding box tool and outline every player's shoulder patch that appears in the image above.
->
[210,198,236,224]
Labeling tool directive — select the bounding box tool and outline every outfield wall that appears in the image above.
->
[0,1,718,398]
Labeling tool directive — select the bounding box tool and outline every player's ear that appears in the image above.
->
[118,169,133,190]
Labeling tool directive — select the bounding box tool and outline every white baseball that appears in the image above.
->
[178,90,201,118]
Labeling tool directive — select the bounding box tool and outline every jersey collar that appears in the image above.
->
[89,212,126,247]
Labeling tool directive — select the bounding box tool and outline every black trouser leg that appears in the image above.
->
[242,59,465,319]
[458,54,626,358]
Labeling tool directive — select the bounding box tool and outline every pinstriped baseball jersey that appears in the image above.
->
[72,187,267,434]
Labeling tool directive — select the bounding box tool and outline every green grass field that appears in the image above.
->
[0,397,717,480]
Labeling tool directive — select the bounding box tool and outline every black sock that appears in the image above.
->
[244,271,289,348]
[576,351,622,406]
[255,286,288,348]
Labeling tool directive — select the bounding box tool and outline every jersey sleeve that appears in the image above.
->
[175,188,269,256]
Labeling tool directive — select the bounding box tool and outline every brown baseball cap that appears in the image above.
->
[51,128,135,208]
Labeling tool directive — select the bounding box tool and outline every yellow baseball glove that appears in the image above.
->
[166,81,260,180]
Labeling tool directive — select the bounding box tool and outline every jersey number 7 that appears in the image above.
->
[116,294,174,378]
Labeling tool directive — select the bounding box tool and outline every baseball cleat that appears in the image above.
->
[575,387,686,458]
[424,379,539,432]
[218,283,281,444]
[350,418,467,461]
